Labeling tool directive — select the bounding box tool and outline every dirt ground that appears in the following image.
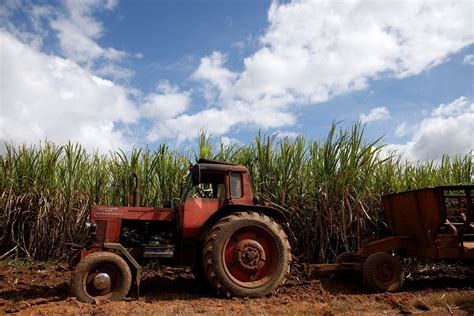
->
[0,261,473,315]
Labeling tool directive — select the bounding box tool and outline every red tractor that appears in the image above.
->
[69,159,292,303]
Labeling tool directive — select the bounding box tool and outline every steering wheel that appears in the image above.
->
[196,187,212,199]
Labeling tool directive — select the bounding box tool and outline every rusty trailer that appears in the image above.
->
[306,185,474,292]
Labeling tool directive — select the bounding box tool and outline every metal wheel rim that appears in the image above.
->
[375,262,396,286]
[82,263,122,299]
[222,226,279,288]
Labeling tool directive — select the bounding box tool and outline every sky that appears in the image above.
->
[0,0,473,161]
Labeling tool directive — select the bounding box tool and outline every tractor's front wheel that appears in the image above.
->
[203,211,291,298]
[72,251,132,303]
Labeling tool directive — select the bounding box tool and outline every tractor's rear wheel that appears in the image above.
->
[362,252,403,292]
[72,251,132,303]
[203,211,291,298]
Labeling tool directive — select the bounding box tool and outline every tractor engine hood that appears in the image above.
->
[91,205,175,222]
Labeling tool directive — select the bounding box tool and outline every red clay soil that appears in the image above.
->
[0,261,472,315]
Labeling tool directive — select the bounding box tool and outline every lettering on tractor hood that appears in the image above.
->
[94,207,122,218]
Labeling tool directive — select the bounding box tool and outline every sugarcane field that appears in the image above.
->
[1,0,474,315]
[1,125,473,315]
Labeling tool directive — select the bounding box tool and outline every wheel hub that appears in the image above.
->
[93,272,111,291]
[234,239,266,271]
[377,264,394,283]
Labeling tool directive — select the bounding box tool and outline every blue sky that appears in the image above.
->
[1,0,473,161]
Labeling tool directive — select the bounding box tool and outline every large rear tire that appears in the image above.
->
[72,251,132,303]
[203,211,291,298]
[362,252,403,292]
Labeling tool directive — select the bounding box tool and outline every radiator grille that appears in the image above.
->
[95,220,107,243]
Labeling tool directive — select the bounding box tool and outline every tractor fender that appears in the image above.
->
[74,243,142,299]
[103,243,143,298]
[197,204,290,242]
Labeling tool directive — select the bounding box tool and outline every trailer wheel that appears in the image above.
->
[203,211,291,298]
[72,251,132,303]
[362,252,403,292]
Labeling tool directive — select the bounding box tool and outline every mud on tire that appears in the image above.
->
[72,251,132,303]
[362,252,403,292]
[203,211,291,298]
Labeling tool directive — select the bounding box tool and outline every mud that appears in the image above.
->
[0,261,473,315]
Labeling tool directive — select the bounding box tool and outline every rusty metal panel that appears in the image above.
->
[464,242,474,259]
[304,262,362,273]
[416,188,443,245]
[382,188,441,247]
[381,185,474,259]
[182,198,224,237]
[358,236,417,255]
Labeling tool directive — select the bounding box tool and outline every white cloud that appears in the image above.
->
[147,108,236,143]
[192,52,236,91]
[229,0,472,100]
[0,30,138,153]
[151,0,473,142]
[463,54,474,65]
[2,0,473,149]
[51,20,124,64]
[220,136,241,147]
[360,107,391,124]
[191,52,237,102]
[95,63,135,81]
[141,81,191,120]
[146,104,294,143]
[29,4,55,36]
[432,96,473,117]
[2,0,132,75]
[387,97,474,161]
[45,0,126,64]
[395,122,412,137]
[273,131,302,140]
[1,2,197,152]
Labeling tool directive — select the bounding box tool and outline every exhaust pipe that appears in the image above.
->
[132,172,140,207]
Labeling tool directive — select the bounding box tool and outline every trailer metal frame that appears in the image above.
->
[305,185,474,291]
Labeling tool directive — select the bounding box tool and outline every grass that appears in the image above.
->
[0,122,472,262]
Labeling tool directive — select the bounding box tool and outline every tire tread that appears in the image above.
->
[72,251,132,303]
[362,252,403,293]
[203,211,291,298]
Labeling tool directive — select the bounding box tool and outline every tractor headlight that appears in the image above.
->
[86,222,96,232]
